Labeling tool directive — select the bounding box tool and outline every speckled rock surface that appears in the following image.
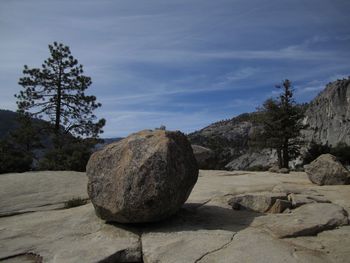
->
[86,129,198,223]
[305,154,350,185]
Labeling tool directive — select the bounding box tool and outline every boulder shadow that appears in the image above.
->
[108,202,264,234]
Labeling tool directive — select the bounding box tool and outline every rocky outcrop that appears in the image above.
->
[305,154,350,185]
[188,113,261,169]
[191,144,216,169]
[188,79,350,170]
[303,78,350,146]
[86,129,198,223]
[264,203,349,238]
[225,149,276,171]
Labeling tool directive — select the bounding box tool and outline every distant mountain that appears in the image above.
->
[188,78,350,170]
[188,113,259,169]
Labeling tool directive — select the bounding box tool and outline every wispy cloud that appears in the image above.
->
[1,0,350,136]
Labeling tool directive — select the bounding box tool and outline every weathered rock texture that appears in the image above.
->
[86,129,198,223]
[0,204,141,263]
[264,203,349,238]
[1,170,350,262]
[191,144,216,169]
[225,149,276,171]
[303,78,350,146]
[305,154,350,185]
[188,113,258,169]
[0,171,88,217]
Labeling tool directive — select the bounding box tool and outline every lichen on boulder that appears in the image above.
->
[86,129,198,223]
[305,154,350,185]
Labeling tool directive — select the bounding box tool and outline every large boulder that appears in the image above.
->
[86,129,198,223]
[305,154,350,185]
[303,79,350,146]
[191,144,216,169]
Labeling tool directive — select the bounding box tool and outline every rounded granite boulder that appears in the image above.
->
[305,154,350,185]
[86,129,198,223]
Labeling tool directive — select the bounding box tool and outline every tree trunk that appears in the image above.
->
[277,148,282,168]
[55,67,62,134]
[282,138,289,168]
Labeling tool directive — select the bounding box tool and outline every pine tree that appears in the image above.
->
[258,80,305,168]
[15,42,105,140]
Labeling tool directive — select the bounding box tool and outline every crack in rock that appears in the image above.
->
[194,232,236,263]
[0,252,43,262]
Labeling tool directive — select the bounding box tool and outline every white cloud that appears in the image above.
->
[1,0,350,136]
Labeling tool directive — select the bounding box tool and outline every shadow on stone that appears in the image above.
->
[108,202,264,234]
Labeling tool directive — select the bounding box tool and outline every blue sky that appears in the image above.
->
[1,0,349,137]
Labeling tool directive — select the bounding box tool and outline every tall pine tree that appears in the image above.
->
[16,42,105,140]
[14,42,105,171]
[258,80,305,168]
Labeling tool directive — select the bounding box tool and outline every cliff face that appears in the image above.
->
[303,79,350,146]
[188,113,259,169]
[189,78,350,170]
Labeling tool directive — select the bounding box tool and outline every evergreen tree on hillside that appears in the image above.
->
[258,80,305,168]
[16,42,105,140]
[13,42,105,171]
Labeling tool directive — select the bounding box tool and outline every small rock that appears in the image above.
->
[288,193,315,208]
[86,129,199,223]
[279,168,290,174]
[305,154,350,185]
[288,193,331,208]
[269,165,280,173]
[268,166,289,174]
[228,192,288,213]
[268,199,292,213]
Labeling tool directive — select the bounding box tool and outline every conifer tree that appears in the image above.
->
[258,80,305,168]
[16,42,105,140]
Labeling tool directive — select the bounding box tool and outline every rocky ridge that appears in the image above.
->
[303,78,350,146]
[188,78,350,170]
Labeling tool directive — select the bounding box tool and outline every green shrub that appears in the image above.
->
[0,138,33,174]
[39,138,95,171]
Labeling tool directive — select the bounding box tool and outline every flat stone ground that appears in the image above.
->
[0,170,349,262]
